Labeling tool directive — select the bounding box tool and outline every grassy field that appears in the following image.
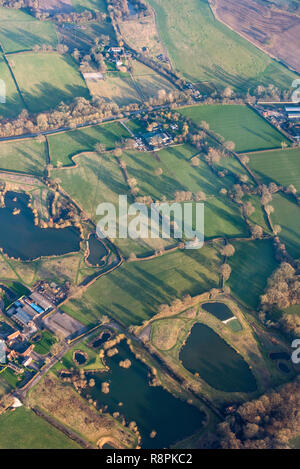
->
[30,330,56,355]
[0,407,80,449]
[248,148,300,192]
[0,138,47,174]
[0,54,24,118]
[271,193,300,259]
[148,0,298,92]
[87,73,142,105]
[63,246,222,327]
[72,0,107,12]
[123,144,241,200]
[228,239,278,309]
[131,61,176,100]
[180,105,288,152]
[48,122,130,166]
[0,8,58,53]
[10,52,89,113]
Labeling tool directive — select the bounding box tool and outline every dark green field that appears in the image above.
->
[180,105,288,152]
[228,239,278,309]
[63,247,221,327]
[48,122,130,167]
[0,407,79,449]
[249,148,300,192]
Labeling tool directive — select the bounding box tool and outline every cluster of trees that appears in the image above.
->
[107,0,150,20]
[218,377,300,449]
[260,261,300,337]
[32,44,69,54]
[0,0,38,10]
[54,10,107,24]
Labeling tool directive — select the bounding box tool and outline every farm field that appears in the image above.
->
[0,55,24,118]
[123,144,240,201]
[180,105,288,152]
[53,150,174,257]
[213,0,300,74]
[87,73,142,105]
[131,61,176,100]
[0,139,47,175]
[63,246,222,327]
[248,148,300,192]
[270,193,300,259]
[10,52,89,113]
[228,239,278,310]
[0,8,58,53]
[71,0,108,12]
[48,121,130,166]
[0,407,80,449]
[147,0,298,91]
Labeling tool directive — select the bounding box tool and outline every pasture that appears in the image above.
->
[0,8,58,53]
[147,0,298,91]
[270,193,300,259]
[131,61,176,100]
[53,151,174,257]
[123,144,241,200]
[87,73,141,105]
[228,239,278,309]
[180,105,288,152]
[0,138,47,174]
[0,407,80,449]
[10,52,89,113]
[72,0,108,12]
[0,55,24,118]
[63,246,222,327]
[48,121,130,166]
[248,148,300,192]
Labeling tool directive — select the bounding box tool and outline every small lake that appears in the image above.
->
[201,302,234,321]
[179,324,257,393]
[0,192,81,260]
[269,352,290,361]
[83,341,205,448]
[86,234,108,267]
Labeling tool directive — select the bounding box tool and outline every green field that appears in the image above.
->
[228,239,278,309]
[72,0,108,12]
[249,148,300,192]
[0,407,79,449]
[123,144,242,200]
[271,193,300,259]
[180,105,288,152]
[148,0,298,91]
[0,138,46,174]
[10,52,89,113]
[48,122,130,166]
[63,247,221,327]
[0,8,58,53]
[30,330,57,355]
[0,55,24,118]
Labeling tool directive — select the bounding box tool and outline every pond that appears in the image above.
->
[179,323,257,393]
[0,192,81,260]
[73,351,87,366]
[269,352,290,361]
[83,341,205,448]
[86,234,108,267]
[278,362,291,374]
[91,331,112,349]
[201,302,234,321]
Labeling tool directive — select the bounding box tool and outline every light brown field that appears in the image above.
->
[87,75,142,105]
[28,373,136,448]
[213,0,300,73]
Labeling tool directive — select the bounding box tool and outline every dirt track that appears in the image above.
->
[212,0,300,73]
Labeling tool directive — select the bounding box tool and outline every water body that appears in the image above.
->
[91,332,112,349]
[201,302,234,321]
[86,234,108,267]
[83,341,205,448]
[0,192,81,260]
[74,351,87,366]
[180,324,257,393]
[269,352,290,361]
